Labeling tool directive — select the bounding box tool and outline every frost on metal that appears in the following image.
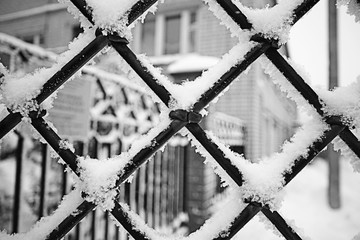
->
[1,0,360,239]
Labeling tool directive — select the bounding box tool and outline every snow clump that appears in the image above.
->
[338,0,360,22]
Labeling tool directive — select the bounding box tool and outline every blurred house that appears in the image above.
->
[0,0,297,235]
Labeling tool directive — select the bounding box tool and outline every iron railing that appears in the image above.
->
[0,0,359,239]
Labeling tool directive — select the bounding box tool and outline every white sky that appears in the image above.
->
[288,1,360,89]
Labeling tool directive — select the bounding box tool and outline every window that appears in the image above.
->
[19,34,44,46]
[137,9,198,56]
[189,11,197,53]
[0,52,11,71]
[72,24,84,39]
[141,17,156,56]
[164,15,181,54]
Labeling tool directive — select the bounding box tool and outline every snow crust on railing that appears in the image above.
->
[234,0,306,44]
[0,190,83,240]
[1,0,360,239]
[106,193,247,240]
[0,29,96,116]
[76,109,172,211]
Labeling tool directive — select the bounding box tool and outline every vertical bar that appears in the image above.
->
[104,144,110,240]
[146,155,154,227]
[138,164,146,219]
[168,146,175,223]
[154,152,161,228]
[174,146,180,218]
[39,143,48,219]
[182,145,188,213]
[104,212,109,240]
[160,149,168,227]
[91,210,96,240]
[12,133,23,233]
[88,138,98,240]
[75,141,84,240]
[328,0,341,209]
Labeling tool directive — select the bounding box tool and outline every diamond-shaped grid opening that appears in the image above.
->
[1,0,360,239]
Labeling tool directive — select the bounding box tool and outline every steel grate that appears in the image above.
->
[0,0,359,239]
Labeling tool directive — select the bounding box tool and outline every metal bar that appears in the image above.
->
[70,0,158,27]
[261,208,303,240]
[186,123,244,187]
[292,0,321,26]
[12,133,23,234]
[193,42,270,112]
[265,48,324,115]
[339,128,360,158]
[115,120,187,186]
[39,143,48,219]
[0,35,108,139]
[31,117,78,173]
[265,47,360,159]
[36,35,108,104]
[69,0,94,24]
[216,0,320,32]
[327,0,341,209]
[0,112,22,139]
[44,119,186,239]
[212,202,262,240]
[215,0,252,30]
[127,0,159,25]
[283,125,345,185]
[104,212,109,240]
[110,41,171,106]
[46,201,96,240]
[110,202,150,240]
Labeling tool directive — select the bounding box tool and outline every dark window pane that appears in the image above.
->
[142,18,155,56]
[72,24,83,39]
[0,53,11,70]
[164,15,180,55]
[189,11,197,52]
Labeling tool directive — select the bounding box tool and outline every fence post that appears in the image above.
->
[39,143,48,219]
[12,132,23,233]
[328,0,341,209]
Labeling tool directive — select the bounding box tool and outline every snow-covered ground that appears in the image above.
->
[234,158,360,240]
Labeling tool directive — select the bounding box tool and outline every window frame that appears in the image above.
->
[134,7,198,56]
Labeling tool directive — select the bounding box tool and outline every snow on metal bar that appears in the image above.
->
[1,0,360,239]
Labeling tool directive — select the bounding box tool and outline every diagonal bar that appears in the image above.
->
[36,35,108,104]
[192,42,270,112]
[215,0,252,30]
[283,125,346,185]
[186,123,244,186]
[0,35,108,139]
[292,0,321,25]
[70,0,158,26]
[110,40,172,106]
[2,0,359,239]
[45,119,187,239]
[265,48,324,116]
[339,128,360,158]
[265,48,360,159]
[261,208,303,240]
[0,0,159,139]
[213,202,262,240]
[111,201,150,240]
[46,201,96,240]
[31,116,79,173]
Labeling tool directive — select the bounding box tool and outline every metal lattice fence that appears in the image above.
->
[0,0,360,239]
